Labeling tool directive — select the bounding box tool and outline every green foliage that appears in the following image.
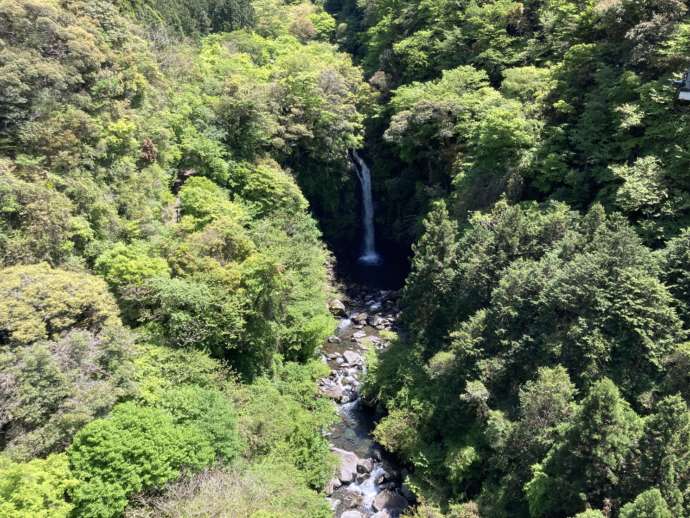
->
[633,395,690,515]
[0,454,78,518]
[0,263,122,346]
[0,0,346,379]
[233,159,307,215]
[68,402,216,518]
[619,489,673,518]
[525,379,643,516]
[0,162,84,265]
[96,242,170,291]
[118,0,255,35]
[233,359,336,488]
[131,343,227,404]
[9,0,690,517]
[401,200,459,346]
[156,385,241,462]
[126,357,336,516]
[0,0,359,517]
[571,512,605,518]
[368,201,688,516]
[126,462,331,518]
[660,228,690,325]
[329,0,690,249]
[0,264,135,460]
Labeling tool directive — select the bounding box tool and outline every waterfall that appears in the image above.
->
[352,150,381,265]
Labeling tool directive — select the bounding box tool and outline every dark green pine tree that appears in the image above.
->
[634,395,690,515]
[401,200,459,352]
[525,378,643,517]
[620,489,673,518]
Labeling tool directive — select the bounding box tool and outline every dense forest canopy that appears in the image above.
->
[4,0,690,517]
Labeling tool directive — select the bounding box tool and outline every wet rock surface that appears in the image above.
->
[320,286,410,518]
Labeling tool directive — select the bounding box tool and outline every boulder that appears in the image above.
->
[343,350,362,365]
[329,299,347,317]
[325,477,342,496]
[328,335,342,344]
[352,330,367,339]
[343,375,358,386]
[372,511,396,518]
[367,315,383,327]
[357,458,374,473]
[400,483,416,502]
[373,490,408,512]
[342,489,364,508]
[353,312,368,324]
[320,382,344,401]
[341,511,364,518]
[332,447,360,483]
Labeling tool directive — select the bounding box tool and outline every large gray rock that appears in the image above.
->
[353,312,368,324]
[320,381,343,401]
[329,299,347,317]
[357,457,374,473]
[372,511,396,518]
[368,300,383,311]
[325,477,342,496]
[343,350,363,365]
[400,483,416,502]
[373,490,408,512]
[367,314,384,327]
[342,489,363,508]
[341,511,364,518]
[332,447,360,483]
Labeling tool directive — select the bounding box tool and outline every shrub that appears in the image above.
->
[157,385,242,462]
[125,462,330,518]
[0,453,77,518]
[68,402,215,518]
[0,263,122,346]
[0,265,135,459]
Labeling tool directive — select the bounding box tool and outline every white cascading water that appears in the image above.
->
[352,150,381,265]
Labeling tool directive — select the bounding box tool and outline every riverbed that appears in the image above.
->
[319,285,412,518]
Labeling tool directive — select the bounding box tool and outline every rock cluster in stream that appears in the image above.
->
[319,288,413,518]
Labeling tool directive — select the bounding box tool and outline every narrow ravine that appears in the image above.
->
[319,285,413,518]
[317,150,412,517]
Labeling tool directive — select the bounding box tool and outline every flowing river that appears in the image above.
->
[319,285,411,518]
[316,150,411,517]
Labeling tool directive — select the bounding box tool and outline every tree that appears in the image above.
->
[619,489,673,518]
[0,265,135,459]
[401,200,459,349]
[633,396,690,515]
[525,379,643,516]
[157,385,241,462]
[660,228,690,326]
[0,264,122,346]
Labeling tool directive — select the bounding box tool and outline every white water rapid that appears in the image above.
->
[352,150,381,265]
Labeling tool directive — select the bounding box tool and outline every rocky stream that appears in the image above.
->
[319,286,414,518]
